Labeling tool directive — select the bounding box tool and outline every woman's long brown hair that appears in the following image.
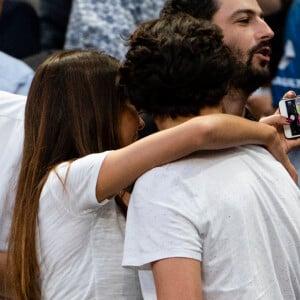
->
[7,50,125,299]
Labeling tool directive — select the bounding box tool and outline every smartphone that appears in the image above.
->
[279,96,300,139]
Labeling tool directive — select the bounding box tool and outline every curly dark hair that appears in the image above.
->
[160,0,219,21]
[120,14,236,118]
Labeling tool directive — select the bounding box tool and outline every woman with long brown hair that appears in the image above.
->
[4,49,294,299]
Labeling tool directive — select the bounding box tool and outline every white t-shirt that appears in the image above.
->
[0,91,26,250]
[38,152,142,299]
[123,146,300,300]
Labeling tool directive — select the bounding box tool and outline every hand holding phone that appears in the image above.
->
[279,96,300,139]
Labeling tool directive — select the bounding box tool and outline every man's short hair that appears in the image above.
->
[160,0,219,21]
[121,14,236,118]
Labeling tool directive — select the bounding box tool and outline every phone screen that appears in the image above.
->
[285,98,300,136]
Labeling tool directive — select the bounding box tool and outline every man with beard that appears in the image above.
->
[159,0,273,117]
[156,0,300,186]
[139,0,300,154]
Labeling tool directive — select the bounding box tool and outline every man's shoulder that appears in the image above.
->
[135,145,272,186]
[134,150,234,186]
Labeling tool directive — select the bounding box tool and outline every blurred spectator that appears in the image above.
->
[0,0,40,59]
[0,0,34,95]
[272,0,300,107]
[258,0,283,14]
[23,0,39,13]
[270,0,300,186]
[64,0,164,59]
[23,0,72,71]
[40,0,72,50]
[0,51,34,95]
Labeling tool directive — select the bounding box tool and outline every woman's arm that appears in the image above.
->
[96,114,295,202]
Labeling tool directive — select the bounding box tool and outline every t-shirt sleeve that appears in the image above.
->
[44,151,112,215]
[122,165,204,270]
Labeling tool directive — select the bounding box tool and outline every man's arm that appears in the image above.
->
[152,258,203,300]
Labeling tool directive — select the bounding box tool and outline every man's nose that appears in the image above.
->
[257,18,274,41]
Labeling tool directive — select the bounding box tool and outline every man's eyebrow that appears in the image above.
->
[230,9,264,19]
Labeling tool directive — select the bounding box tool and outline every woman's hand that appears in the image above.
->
[258,90,298,183]
[260,90,300,153]
[264,129,298,183]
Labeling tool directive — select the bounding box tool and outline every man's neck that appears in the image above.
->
[222,88,250,117]
[155,105,223,130]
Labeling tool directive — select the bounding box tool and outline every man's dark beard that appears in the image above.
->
[230,41,272,95]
